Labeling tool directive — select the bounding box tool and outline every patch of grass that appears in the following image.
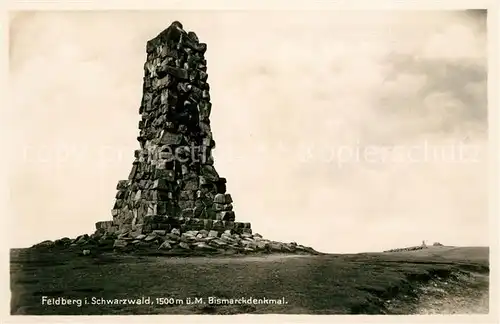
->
[10,246,488,315]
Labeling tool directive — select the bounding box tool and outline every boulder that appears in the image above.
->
[158,241,172,250]
[224,193,233,204]
[144,234,158,242]
[269,242,283,252]
[181,232,196,240]
[201,165,219,182]
[256,241,269,250]
[117,233,130,240]
[295,245,307,252]
[214,193,225,204]
[113,239,128,248]
[75,234,90,245]
[54,237,71,246]
[220,234,234,243]
[159,131,183,145]
[217,211,235,221]
[209,239,227,247]
[98,237,115,247]
[166,233,180,241]
[34,240,55,248]
[136,241,151,248]
[208,230,219,238]
[194,242,217,251]
[241,239,257,249]
[282,243,296,253]
[185,230,199,236]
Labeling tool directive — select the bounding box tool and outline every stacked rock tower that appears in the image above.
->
[97,21,251,236]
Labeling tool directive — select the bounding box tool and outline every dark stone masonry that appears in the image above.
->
[34,22,318,255]
[95,21,248,238]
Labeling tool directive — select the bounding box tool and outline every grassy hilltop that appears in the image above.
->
[10,245,489,315]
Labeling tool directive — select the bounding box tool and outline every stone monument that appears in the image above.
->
[95,21,251,237]
[33,21,318,255]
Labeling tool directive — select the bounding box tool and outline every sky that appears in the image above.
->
[7,10,488,253]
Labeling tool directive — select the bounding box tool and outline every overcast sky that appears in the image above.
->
[8,10,488,253]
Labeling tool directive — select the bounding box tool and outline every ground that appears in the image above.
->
[10,245,489,315]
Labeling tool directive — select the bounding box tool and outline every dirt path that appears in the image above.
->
[127,253,315,265]
[415,272,489,314]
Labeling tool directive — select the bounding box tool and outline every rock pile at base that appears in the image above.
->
[33,229,319,256]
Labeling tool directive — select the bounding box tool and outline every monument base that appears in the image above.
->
[87,216,320,256]
[96,217,251,236]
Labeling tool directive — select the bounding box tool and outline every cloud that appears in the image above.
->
[421,24,486,62]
